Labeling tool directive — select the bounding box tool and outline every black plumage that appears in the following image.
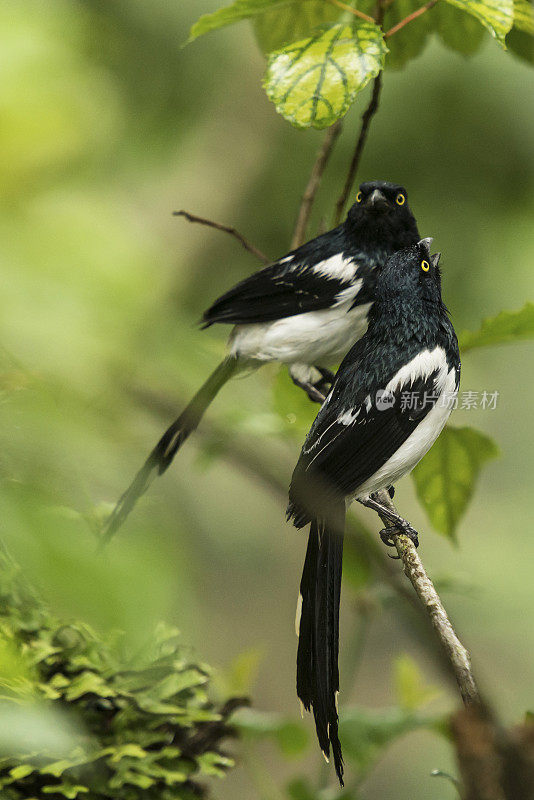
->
[103,182,420,541]
[288,239,460,784]
[203,182,418,327]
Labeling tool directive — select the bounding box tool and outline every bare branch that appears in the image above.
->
[373,489,481,707]
[333,73,383,226]
[326,0,376,23]
[123,384,469,691]
[384,0,439,37]
[291,120,343,249]
[173,210,270,265]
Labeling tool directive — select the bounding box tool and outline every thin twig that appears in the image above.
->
[326,0,376,23]
[333,73,383,226]
[373,489,481,707]
[291,121,343,249]
[384,0,439,37]
[124,384,469,691]
[173,210,270,265]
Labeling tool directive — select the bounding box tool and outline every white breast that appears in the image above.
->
[229,294,371,366]
[354,349,458,499]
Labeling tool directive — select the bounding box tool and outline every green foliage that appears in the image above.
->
[233,707,310,757]
[441,0,514,44]
[264,22,387,129]
[434,3,487,56]
[339,705,444,776]
[0,557,242,800]
[253,0,341,53]
[412,426,499,540]
[393,654,440,711]
[460,302,534,351]
[188,0,292,42]
[189,0,525,127]
[512,0,534,34]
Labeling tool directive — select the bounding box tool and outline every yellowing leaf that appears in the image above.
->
[264,22,387,129]
[460,302,534,351]
[412,426,499,540]
[442,0,514,45]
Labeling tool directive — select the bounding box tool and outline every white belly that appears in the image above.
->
[229,303,371,366]
[354,367,458,500]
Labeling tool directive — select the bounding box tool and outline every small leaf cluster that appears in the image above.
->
[187,0,533,129]
[0,557,243,800]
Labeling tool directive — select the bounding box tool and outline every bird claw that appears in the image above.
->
[305,385,327,404]
[311,366,335,398]
[379,522,419,554]
[379,527,398,548]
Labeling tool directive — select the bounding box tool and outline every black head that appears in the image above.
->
[377,238,443,304]
[345,180,419,249]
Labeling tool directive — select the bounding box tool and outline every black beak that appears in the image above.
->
[365,189,390,214]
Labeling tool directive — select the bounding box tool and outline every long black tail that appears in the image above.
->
[102,356,239,543]
[296,509,345,786]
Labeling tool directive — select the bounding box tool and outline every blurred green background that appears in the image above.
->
[0,0,533,797]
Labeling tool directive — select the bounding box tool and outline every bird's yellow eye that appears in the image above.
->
[396,193,405,206]
[421,260,430,272]
[356,191,363,203]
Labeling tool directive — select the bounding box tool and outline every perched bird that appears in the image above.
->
[103,181,420,540]
[287,238,460,785]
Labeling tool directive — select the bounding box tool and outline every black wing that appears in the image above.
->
[201,226,373,327]
[288,366,443,527]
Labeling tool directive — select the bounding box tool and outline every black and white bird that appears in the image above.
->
[287,238,460,785]
[103,181,420,539]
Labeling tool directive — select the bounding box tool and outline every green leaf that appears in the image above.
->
[340,706,438,775]
[275,721,309,756]
[287,778,316,800]
[393,655,440,711]
[435,2,487,55]
[224,647,264,694]
[188,0,296,43]
[264,22,387,129]
[63,670,116,701]
[507,25,534,61]
[232,707,309,755]
[8,764,34,780]
[253,0,342,53]
[442,0,514,45]
[460,302,534,352]
[42,784,89,798]
[512,0,534,33]
[383,0,433,69]
[412,426,499,540]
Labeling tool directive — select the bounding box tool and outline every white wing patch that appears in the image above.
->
[333,279,363,307]
[312,253,358,282]
[354,362,459,499]
[385,347,450,394]
[338,408,360,426]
